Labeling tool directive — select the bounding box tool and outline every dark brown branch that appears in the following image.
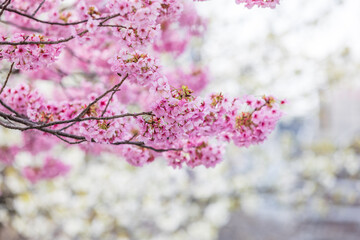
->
[0,62,14,95]
[0,30,87,46]
[127,132,139,142]
[31,0,45,17]
[101,85,120,117]
[25,111,153,130]
[0,99,23,117]
[0,110,180,153]
[100,73,129,117]
[0,12,125,46]
[0,111,84,139]
[112,141,182,153]
[0,0,10,19]
[58,74,128,131]
[54,134,87,145]
[75,74,127,119]
[99,24,125,28]
[0,5,121,26]
[98,13,122,24]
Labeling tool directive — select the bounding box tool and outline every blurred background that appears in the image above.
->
[1,0,360,239]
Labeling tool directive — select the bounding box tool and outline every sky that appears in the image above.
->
[196,0,360,118]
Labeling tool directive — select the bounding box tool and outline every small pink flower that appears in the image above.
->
[86,18,99,34]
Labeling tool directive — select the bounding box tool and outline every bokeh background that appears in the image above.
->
[1,0,360,239]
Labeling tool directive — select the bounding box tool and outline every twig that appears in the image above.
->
[100,73,129,117]
[24,111,153,130]
[0,99,22,117]
[76,74,128,120]
[59,74,128,131]
[0,6,121,27]
[99,24,125,28]
[54,134,86,145]
[31,0,45,17]
[0,30,87,46]
[0,62,14,95]
[0,0,10,19]
[112,141,182,153]
[101,85,120,117]
[0,13,125,46]
[0,110,181,152]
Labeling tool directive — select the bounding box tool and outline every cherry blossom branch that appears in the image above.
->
[0,5,122,27]
[112,141,182,153]
[0,13,125,46]
[0,110,181,152]
[26,111,154,129]
[0,30,87,45]
[0,73,138,135]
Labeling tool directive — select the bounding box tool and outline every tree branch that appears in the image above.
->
[0,5,121,27]
[0,110,181,153]
[25,111,154,130]
[101,84,121,117]
[0,99,23,117]
[31,0,45,17]
[0,62,14,95]
[0,12,125,46]
[58,74,128,131]
[0,30,87,45]
[0,0,11,19]
[112,141,182,153]
[75,74,127,119]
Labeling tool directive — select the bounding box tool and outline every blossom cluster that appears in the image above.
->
[140,87,284,168]
[0,84,42,116]
[0,34,63,71]
[105,0,183,48]
[164,138,224,168]
[0,83,284,170]
[122,146,155,167]
[109,49,160,85]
